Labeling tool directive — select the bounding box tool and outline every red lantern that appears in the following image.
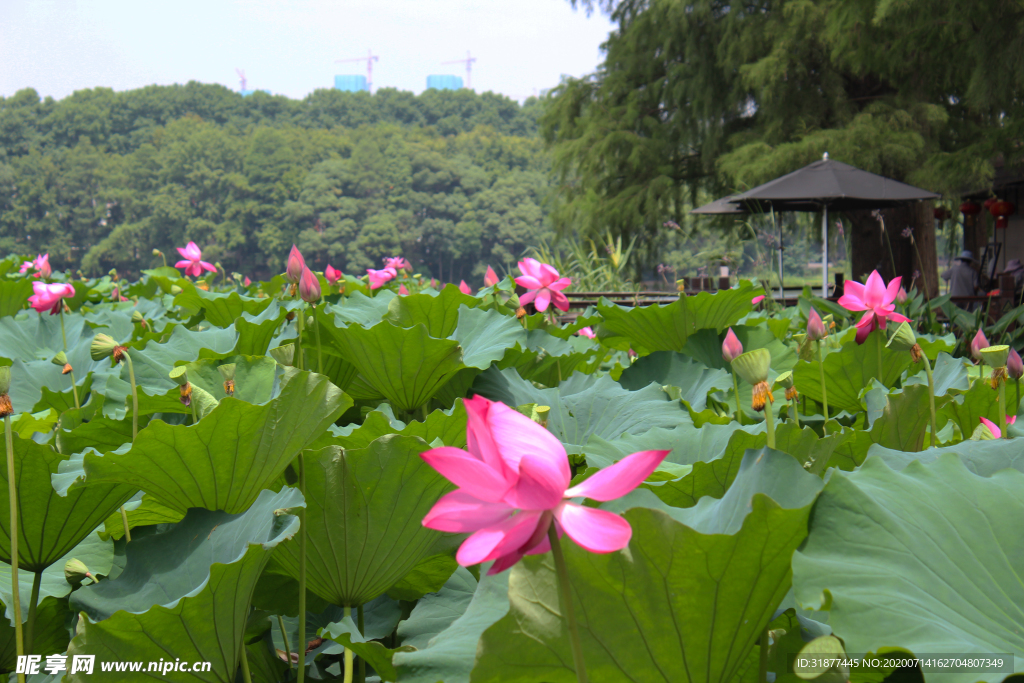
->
[960,201,982,216]
[934,207,950,220]
[984,197,998,211]
[989,199,1015,229]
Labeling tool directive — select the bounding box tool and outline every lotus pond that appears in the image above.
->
[0,254,1021,683]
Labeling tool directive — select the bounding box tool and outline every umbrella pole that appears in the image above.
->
[821,206,829,298]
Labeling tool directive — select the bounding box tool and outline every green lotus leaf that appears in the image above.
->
[450,305,526,370]
[0,312,91,363]
[580,421,762,470]
[620,351,733,411]
[314,401,468,452]
[473,367,691,452]
[472,450,822,683]
[0,279,34,318]
[387,553,460,601]
[56,414,141,456]
[939,379,1002,439]
[236,298,295,356]
[183,355,280,403]
[863,384,950,453]
[173,282,274,327]
[396,567,477,649]
[269,436,453,607]
[325,290,397,329]
[67,487,302,682]
[868,437,1024,476]
[0,596,71,668]
[498,329,598,388]
[902,352,970,397]
[322,616,415,682]
[101,494,183,540]
[0,435,135,572]
[392,569,510,683]
[120,324,238,398]
[682,326,797,373]
[66,370,349,514]
[793,333,912,412]
[9,409,60,439]
[386,285,479,337]
[792,455,1024,682]
[596,281,757,355]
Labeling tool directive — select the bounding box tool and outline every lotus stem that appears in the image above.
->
[548,524,589,683]
[759,626,769,683]
[790,397,800,428]
[59,310,80,410]
[998,379,1008,439]
[123,351,138,440]
[921,353,937,448]
[24,570,40,654]
[5,415,24,683]
[876,331,884,386]
[343,605,354,683]
[295,306,305,371]
[357,604,366,683]
[1016,377,1021,415]
[313,307,323,375]
[190,390,198,424]
[277,615,292,670]
[817,341,829,421]
[297,452,307,683]
[732,371,744,425]
[239,631,253,683]
[764,404,776,449]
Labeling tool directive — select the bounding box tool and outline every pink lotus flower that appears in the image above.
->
[285,245,306,283]
[1008,348,1023,380]
[19,253,51,278]
[971,329,990,361]
[722,328,743,362]
[459,280,473,295]
[111,287,127,302]
[484,266,500,287]
[421,396,668,574]
[577,326,596,339]
[515,258,571,312]
[298,266,321,303]
[28,282,75,315]
[837,270,911,344]
[980,416,1016,439]
[384,257,410,271]
[325,265,342,285]
[367,267,397,290]
[399,284,410,295]
[243,276,252,287]
[807,308,827,341]
[751,295,765,305]
[174,242,216,278]
[429,278,438,289]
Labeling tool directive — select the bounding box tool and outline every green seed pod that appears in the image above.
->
[886,322,918,353]
[218,364,236,382]
[980,345,1010,369]
[90,333,119,361]
[131,310,145,324]
[51,351,68,367]
[64,557,93,588]
[168,366,189,387]
[170,285,183,295]
[774,370,794,390]
[270,344,295,366]
[732,348,771,386]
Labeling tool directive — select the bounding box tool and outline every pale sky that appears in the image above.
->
[0,0,616,102]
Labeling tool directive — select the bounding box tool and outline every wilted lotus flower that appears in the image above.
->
[285,245,306,283]
[420,395,668,574]
[28,282,75,315]
[515,258,571,312]
[298,266,321,303]
[484,266,500,287]
[325,264,342,284]
[837,270,911,344]
[971,329,990,361]
[174,242,216,278]
[722,328,743,363]
[459,280,473,295]
[806,308,827,341]
[1008,348,1023,380]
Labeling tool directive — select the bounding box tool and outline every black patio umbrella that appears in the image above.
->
[727,153,940,295]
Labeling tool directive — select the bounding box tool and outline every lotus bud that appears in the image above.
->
[0,366,11,417]
[896,287,908,304]
[64,558,96,588]
[90,334,119,361]
[286,245,306,284]
[722,328,744,363]
[1008,348,1023,380]
[218,364,236,396]
[971,329,990,361]
[775,370,798,401]
[806,308,827,341]
[298,266,320,303]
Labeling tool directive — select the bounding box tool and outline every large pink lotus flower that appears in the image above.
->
[286,245,306,283]
[324,265,342,285]
[459,280,473,295]
[722,328,743,362]
[980,416,1016,439]
[367,267,397,290]
[19,254,51,278]
[484,266,500,287]
[28,282,75,315]
[515,258,571,312]
[174,242,216,278]
[384,257,410,271]
[837,270,911,344]
[421,396,668,574]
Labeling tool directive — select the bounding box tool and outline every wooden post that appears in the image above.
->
[833,272,845,299]
[912,200,939,298]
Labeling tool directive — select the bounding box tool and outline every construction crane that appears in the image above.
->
[442,51,476,90]
[336,49,379,94]
[235,68,247,92]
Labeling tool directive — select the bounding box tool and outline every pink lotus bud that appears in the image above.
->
[324,264,342,284]
[399,284,409,295]
[971,329,990,361]
[484,266,499,287]
[286,245,306,283]
[751,295,765,305]
[243,276,252,287]
[722,328,743,363]
[298,266,321,303]
[577,326,596,339]
[896,287,908,304]
[1008,347,1023,380]
[807,308,827,341]
[459,280,473,295]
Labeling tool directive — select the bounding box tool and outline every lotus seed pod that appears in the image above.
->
[168,366,189,387]
[218,364,236,381]
[64,558,93,588]
[886,322,918,353]
[980,345,1010,369]
[152,248,162,256]
[131,311,145,324]
[90,333,119,361]
[732,348,771,386]
[51,351,68,367]
[170,285,183,295]
[270,344,295,366]
[774,370,794,389]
